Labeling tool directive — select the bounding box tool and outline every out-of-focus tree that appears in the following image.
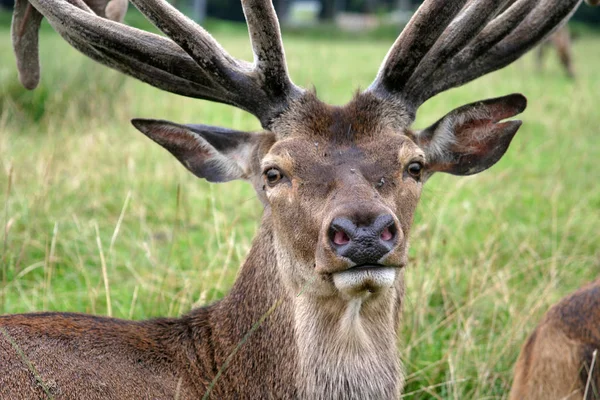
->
[0,0,15,9]
[319,0,337,21]
[573,2,600,23]
[395,0,411,10]
[206,0,289,22]
[273,0,290,23]
[363,0,378,13]
[193,0,207,22]
[207,0,244,21]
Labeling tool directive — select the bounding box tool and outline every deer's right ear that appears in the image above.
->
[132,119,267,183]
[412,94,527,176]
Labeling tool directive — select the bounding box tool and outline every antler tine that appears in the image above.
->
[368,0,469,100]
[12,0,45,89]
[126,0,244,90]
[24,0,303,127]
[410,0,581,104]
[368,0,582,117]
[11,0,112,90]
[447,0,539,68]
[12,0,128,90]
[241,0,302,100]
[27,0,234,100]
[404,0,511,94]
[128,0,302,122]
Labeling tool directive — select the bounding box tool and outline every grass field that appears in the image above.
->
[1,14,599,399]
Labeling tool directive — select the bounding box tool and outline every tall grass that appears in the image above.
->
[1,18,599,398]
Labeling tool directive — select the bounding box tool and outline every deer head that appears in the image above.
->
[9,0,583,397]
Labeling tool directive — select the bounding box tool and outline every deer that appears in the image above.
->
[536,0,600,79]
[536,25,575,78]
[0,0,583,398]
[510,279,600,400]
[11,0,128,89]
[539,0,600,78]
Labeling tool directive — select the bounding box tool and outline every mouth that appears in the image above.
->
[332,264,398,297]
[346,263,390,271]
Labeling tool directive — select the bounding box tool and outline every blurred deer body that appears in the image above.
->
[510,280,600,400]
[537,25,574,78]
[1,0,582,398]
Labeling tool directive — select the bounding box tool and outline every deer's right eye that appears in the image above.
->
[264,168,283,186]
[406,162,423,179]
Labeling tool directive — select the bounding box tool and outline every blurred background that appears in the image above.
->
[2,0,599,29]
[0,1,599,399]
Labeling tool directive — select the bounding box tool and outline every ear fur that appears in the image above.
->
[413,94,527,176]
[131,119,263,183]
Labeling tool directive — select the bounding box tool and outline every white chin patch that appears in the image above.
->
[332,267,397,298]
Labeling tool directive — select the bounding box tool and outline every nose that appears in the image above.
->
[328,214,399,265]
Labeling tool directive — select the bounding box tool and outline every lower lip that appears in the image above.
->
[332,266,397,295]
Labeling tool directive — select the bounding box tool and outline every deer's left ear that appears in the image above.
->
[411,94,527,176]
[132,119,270,183]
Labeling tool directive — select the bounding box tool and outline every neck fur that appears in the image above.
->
[205,214,403,398]
[293,285,403,399]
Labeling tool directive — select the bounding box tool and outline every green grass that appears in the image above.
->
[1,16,599,399]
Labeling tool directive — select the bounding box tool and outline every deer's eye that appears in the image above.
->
[264,168,283,186]
[407,162,423,179]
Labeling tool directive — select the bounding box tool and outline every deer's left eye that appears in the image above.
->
[264,168,283,186]
[407,162,423,179]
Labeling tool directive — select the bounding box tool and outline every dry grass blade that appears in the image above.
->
[0,327,54,399]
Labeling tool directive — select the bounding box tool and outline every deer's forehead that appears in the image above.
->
[271,92,414,140]
[263,135,420,174]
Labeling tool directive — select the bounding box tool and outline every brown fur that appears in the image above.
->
[510,280,600,400]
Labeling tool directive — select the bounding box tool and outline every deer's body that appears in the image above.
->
[537,25,575,78]
[1,313,201,399]
[1,223,299,399]
[2,0,583,397]
[510,280,600,400]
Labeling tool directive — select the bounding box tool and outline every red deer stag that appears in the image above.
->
[0,0,582,398]
[510,279,600,400]
[11,0,128,89]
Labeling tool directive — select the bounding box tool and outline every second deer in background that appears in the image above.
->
[510,280,600,400]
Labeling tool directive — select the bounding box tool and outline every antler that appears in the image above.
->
[22,0,303,128]
[367,0,583,117]
[11,0,127,90]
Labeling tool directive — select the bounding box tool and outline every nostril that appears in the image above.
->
[329,217,356,249]
[333,230,351,246]
[373,214,398,243]
[380,226,393,242]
